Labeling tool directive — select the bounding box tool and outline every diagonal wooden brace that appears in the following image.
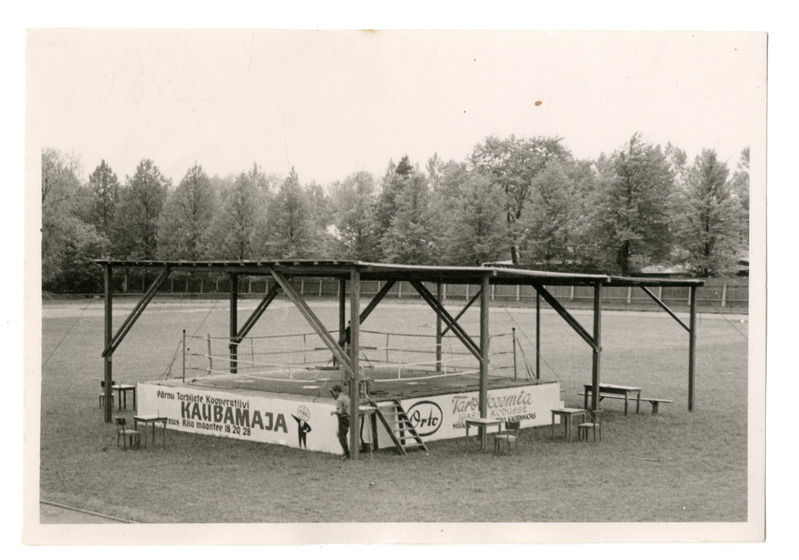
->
[441,288,482,337]
[102,267,171,357]
[268,269,355,378]
[640,286,690,332]
[339,279,396,345]
[532,284,598,351]
[236,283,281,342]
[409,279,483,362]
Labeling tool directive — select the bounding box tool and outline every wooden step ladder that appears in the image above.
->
[369,398,428,456]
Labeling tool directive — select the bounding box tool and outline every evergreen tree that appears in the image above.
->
[206,170,265,260]
[441,174,507,265]
[269,168,316,258]
[380,170,433,264]
[84,160,121,245]
[329,171,381,260]
[113,159,170,259]
[157,164,217,259]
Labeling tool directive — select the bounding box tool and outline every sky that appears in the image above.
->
[26,29,765,186]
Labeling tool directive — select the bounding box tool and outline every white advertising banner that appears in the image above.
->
[384,382,561,445]
[138,380,561,453]
[137,383,342,454]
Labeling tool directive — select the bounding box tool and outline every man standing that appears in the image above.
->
[329,384,350,459]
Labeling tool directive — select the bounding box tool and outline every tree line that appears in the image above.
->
[41,133,749,293]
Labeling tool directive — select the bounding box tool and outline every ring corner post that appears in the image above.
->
[229,272,238,374]
[349,267,361,461]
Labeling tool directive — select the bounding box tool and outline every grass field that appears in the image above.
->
[37,296,750,526]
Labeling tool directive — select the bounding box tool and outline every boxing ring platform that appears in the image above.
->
[136,367,562,455]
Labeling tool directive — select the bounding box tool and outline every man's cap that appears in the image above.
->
[331,384,342,393]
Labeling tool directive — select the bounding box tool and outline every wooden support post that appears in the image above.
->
[335,279,346,369]
[229,273,238,374]
[536,290,541,380]
[103,264,113,423]
[479,274,490,448]
[338,279,346,337]
[591,282,602,413]
[478,275,491,444]
[182,329,186,383]
[689,286,697,411]
[436,283,443,373]
[349,268,361,460]
[721,282,727,308]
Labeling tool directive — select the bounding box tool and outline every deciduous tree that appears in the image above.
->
[591,134,675,275]
[674,149,741,276]
[470,135,570,264]
[41,148,104,291]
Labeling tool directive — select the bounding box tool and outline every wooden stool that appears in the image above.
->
[577,410,603,441]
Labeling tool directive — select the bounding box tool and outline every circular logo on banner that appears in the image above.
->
[296,405,310,422]
[406,400,443,437]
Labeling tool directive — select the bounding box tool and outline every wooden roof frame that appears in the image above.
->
[95,259,703,460]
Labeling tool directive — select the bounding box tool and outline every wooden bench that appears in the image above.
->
[578,392,673,414]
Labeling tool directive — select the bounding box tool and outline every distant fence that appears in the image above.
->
[108,274,748,312]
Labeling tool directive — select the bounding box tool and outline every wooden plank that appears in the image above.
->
[349,267,360,461]
[103,266,171,357]
[409,279,482,362]
[640,286,690,332]
[441,289,481,337]
[532,284,597,350]
[236,283,281,341]
[268,268,354,377]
